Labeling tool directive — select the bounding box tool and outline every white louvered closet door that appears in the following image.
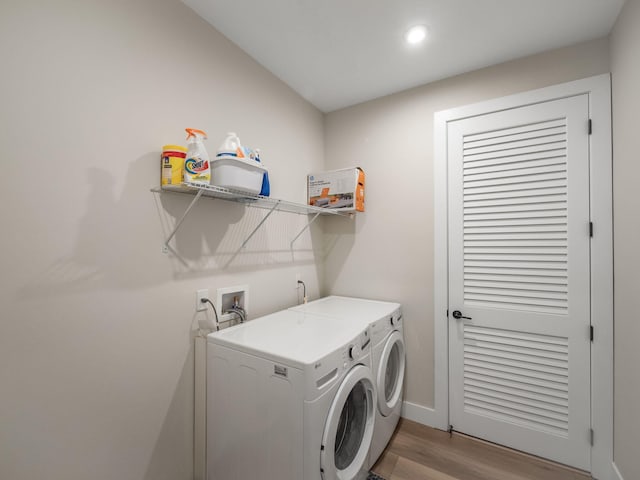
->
[447,95,591,470]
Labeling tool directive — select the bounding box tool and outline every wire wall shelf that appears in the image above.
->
[151,183,352,260]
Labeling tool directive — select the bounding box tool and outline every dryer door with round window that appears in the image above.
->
[377,330,406,417]
[320,365,375,480]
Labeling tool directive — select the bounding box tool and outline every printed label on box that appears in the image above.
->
[307,167,364,212]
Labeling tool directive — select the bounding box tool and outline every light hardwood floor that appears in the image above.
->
[371,419,592,480]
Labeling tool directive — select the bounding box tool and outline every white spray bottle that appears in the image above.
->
[184,128,211,185]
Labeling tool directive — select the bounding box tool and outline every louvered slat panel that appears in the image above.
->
[464,343,568,365]
[464,162,566,182]
[464,390,568,420]
[463,118,566,143]
[464,240,567,248]
[464,219,567,229]
[464,193,567,208]
[464,386,568,415]
[464,157,565,176]
[464,247,567,255]
[466,260,566,272]
[465,222,567,231]
[464,279,568,293]
[464,171,566,190]
[464,179,567,196]
[463,143,566,163]
[463,186,566,202]
[463,372,568,400]
[465,233,567,242]
[465,286,568,301]
[464,212,567,223]
[464,268,567,278]
[464,125,567,150]
[465,253,567,262]
[465,400,568,436]
[463,325,570,436]
[464,275,567,288]
[464,135,566,157]
[463,118,568,314]
[465,221,567,230]
[464,379,568,407]
[462,151,566,171]
[465,202,567,216]
[465,354,568,377]
[465,298,567,314]
[465,366,568,393]
[464,325,568,345]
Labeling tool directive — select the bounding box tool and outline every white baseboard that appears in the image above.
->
[611,462,625,480]
[401,401,442,430]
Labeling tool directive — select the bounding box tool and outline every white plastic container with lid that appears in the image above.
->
[210,156,267,194]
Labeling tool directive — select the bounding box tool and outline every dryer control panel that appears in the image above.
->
[344,326,371,362]
[370,307,403,345]
[390,311,403,327]
[359,325,371,350]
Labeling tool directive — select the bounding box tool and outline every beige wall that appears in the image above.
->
[324,39,610,410]
[1,0,635,478]
[0,1,325,479]
[610,0,640,478]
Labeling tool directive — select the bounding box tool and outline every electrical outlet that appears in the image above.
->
[295,273,301,289]
[196,289,209,312]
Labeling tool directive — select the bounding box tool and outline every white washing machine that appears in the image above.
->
[207,309,376,480]
[290,296,405,468]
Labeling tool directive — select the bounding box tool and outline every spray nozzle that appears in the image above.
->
[185,128,207,140]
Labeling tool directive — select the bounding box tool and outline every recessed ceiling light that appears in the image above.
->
[405,25,427,45]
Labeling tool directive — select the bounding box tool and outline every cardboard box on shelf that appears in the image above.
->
[307,167,365,212]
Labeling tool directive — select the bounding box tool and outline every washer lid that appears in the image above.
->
[207,310,365,367]
[290,296,400,324]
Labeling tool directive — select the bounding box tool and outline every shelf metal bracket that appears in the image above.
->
[164,189,204,250]
[165,242,190,268]
[290,212,321,248]
[241,201,280,249]
[224,201,281,269]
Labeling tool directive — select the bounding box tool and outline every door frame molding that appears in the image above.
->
[433,74,613,478]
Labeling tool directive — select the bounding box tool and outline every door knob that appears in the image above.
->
[452,310,471,320]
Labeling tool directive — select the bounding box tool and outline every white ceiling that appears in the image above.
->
[182,0,625,112]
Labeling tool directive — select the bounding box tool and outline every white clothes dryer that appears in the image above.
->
[289,297,405,468]
[206,309,376,480]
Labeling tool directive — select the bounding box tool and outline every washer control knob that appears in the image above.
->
[349,345,358,360]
